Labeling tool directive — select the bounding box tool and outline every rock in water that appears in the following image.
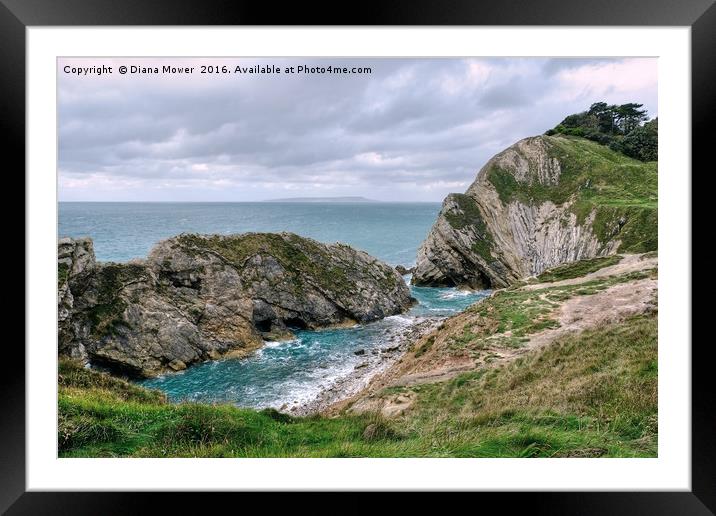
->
[412,135,657,289]
[395,265,415,275]
[58,232,415,377]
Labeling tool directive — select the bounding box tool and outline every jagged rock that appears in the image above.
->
[58,232,415,377]
[58,237,96,359]
[395,265,415,275]
[413,135,657,288]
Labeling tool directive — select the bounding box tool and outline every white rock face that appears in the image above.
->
[412,136,620,288]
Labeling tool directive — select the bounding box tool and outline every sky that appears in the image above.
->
[58,57,657,202]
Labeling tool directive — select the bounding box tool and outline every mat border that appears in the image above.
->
[4,0,711,512]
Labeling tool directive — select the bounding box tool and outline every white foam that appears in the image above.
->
[384,314,416,326]
[261,337,302,349]
[439,289,474,300]
[263,358,359,409]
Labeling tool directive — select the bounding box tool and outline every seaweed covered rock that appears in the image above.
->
[413,135,657,289]
[58,233,415,377]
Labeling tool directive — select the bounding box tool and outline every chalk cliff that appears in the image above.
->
[413,135,657,288]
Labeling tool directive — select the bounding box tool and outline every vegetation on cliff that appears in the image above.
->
[484,135,657,254]
[486,135,657,210]
[546,102,657,162]
[442,193,495,262]
[174,232,373,296]
[535,255,623,282]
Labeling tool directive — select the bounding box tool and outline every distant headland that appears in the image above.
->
[264,196,381,203]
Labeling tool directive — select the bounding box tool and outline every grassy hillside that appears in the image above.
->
[535,254,623,282]
[403,313,656,457]
[59,307,657,458]
[485,135,657,253]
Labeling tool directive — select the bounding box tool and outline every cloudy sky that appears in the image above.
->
[58,57,657,202]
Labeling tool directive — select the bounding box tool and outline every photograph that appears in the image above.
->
[56,56,659,459]
[1,0,711,504]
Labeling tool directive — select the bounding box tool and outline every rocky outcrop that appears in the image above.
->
[395,265,415,275]
[58,232,415,377]
[58,237,97,359]
[413,135,657,288]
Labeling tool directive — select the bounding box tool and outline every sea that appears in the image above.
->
[59,202,490,409]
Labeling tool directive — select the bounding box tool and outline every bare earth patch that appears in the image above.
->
[524,253,657,291]
[502,277,656,361]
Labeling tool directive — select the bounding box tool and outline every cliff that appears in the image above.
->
[412,135,657,289]
[58,233,415,377]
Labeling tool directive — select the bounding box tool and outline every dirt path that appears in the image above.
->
[494,276,657,363]
[523,253,657,291]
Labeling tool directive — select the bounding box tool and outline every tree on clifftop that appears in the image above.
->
[546,102,656,162]
[615,103,648,134]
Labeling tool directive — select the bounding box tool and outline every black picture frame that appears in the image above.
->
[3,0,712,512]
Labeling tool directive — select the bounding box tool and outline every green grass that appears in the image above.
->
[462,287,558,345]
[406,313,657,457]
[536,255,622,282]
[414,335,435,357]
[58,262,70,287]
[59,308,657,458]
[58,359,408,458]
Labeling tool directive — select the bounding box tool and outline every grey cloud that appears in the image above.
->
[479,83,530,108]
[542,58,614,75]
[58,57,657,201]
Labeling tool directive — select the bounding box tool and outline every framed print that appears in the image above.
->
[3,0,713,512]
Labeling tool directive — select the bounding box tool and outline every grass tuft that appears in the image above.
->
[537,255,622,282]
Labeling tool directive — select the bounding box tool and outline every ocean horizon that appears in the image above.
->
[59,200,443,266]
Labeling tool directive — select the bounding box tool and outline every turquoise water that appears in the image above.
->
[140,284,489,409]
[59,202,489,409]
